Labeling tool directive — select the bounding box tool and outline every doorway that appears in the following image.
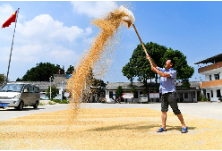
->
[207,93,210,101]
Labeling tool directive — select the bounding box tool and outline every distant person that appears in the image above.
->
[146,55,188,133]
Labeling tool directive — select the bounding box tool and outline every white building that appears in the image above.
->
[105,82,200,103]
[195,53,222,101]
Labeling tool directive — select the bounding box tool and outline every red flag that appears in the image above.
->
[2,10,17,28]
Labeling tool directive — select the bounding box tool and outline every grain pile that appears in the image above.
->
[1,108,222,150]
[66,9,127,117]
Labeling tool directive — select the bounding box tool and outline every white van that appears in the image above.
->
[139,94,148,103]
[0,83,40,110]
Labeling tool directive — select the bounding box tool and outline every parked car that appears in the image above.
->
[139,94,148,103]
[0,83,40,110]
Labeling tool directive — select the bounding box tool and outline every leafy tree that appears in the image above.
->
[0,74,7,85]
[131,86,137,93]
[66,65,74,74]
[122,42,167,92]
[46,85,59,100]
[122,42,194,89]
[17,62,65,81]
[162,47,194,88]
[116,86,124,98]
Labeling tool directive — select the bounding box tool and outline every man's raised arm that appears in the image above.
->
[146,55,158,68]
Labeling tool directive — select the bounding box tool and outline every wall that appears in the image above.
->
[206,88,222,102]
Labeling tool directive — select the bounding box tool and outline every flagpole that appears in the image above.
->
[6,8,20,82]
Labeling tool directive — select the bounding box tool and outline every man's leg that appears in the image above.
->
[168,92,187,130]
[161,112,167,130]
[158,94,168,131]
[177,113,186,128]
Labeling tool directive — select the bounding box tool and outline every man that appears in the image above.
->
[146,55,188,133]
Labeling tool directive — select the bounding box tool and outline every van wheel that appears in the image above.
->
[18,101,24,111]
[33,101,39,109]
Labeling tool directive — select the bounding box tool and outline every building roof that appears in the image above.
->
[8,81,67,90]
[106,81,200,90]
[194,53,222,64]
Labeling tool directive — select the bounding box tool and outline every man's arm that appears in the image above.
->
[146,55,157,68]
[151,67,171,77]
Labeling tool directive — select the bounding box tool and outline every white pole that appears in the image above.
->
[6,8,20,82]
[61,81,63,102]
[50,76,52,100]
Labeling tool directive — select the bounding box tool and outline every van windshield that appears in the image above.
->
[0,84,24,92]
[140,94,147,97]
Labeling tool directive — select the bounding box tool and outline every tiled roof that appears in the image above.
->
[106,81,200,90]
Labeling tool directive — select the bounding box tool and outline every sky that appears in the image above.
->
[0,1,222,83]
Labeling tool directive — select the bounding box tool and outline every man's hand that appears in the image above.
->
[146,55,151,60]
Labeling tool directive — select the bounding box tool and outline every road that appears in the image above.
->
[0,102,222,121]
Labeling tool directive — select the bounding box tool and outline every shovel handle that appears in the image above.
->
[132,24,153,66]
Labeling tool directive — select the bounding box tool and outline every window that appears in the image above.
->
[35,87,40,93]
[193,92,196,98]
[29,86,34,93]
[23,85,29,92]
[185,93,188,98]
[217,89,221,97]
[211,90,213,98]
[214,74,220,80]
[109,91,113,98]
[209,75,212,81]
[134,91,138,98]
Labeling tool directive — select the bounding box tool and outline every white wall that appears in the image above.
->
[206,88,221,102]
[205,74,210,81]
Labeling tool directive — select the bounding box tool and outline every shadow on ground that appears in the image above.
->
[87,123,196,132]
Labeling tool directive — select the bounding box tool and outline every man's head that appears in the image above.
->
[165,59,174,70]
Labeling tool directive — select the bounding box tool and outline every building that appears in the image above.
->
[4,73,200,103]
[195,53,222,101]
[106,81,200,103]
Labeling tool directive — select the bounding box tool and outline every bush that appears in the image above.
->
[51,99,69,104]
[39,102,45,106]
[49,101,56,105]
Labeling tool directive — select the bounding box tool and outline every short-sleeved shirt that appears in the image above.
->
[158,67,177,94]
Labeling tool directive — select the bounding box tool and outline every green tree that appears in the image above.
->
[122,42,167,92]
[122,42,194,89]
[131,86,137,93]
[17,62,65,81]
[0,74,7,85]
[163,47,194,88]
[116,86,124,98]
[46,85,59,100]
[66,65,74,74]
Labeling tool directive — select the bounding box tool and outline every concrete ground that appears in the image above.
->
[1,102,222,121]
[1,102,222,150]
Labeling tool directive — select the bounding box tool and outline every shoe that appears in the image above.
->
[157,127,167,132]
[181,127,188,133]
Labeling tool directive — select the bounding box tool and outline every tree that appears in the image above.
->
[116,86,124,98]
[17,62,65,81]
[46,85,59,100]
[163,47,194,88]
[122,42,167,92]
[66,65,74,74]
[122,42,194,89]
[0,74,7,85]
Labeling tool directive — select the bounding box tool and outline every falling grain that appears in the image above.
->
[66,9,127,118]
